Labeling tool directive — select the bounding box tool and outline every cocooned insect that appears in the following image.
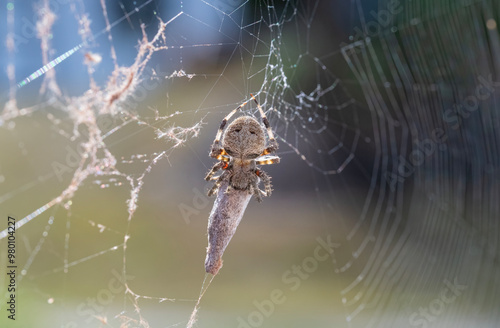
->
[205,181,252,275]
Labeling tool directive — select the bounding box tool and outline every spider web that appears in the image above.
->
[0,0,498,327]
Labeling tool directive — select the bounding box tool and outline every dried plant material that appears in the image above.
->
[84,52,102,65]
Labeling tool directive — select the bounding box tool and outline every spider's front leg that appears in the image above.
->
[250,94,279,155]
[210,141,223,158]
[263,140,279,155]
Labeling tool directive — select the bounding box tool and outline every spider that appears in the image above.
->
[205,94,280,202]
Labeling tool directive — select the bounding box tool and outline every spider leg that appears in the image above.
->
[208,177,223,197]
[208,169,230,197]
[256,169,273,197]
[255,155,280,166]
[251,94,279,154]
[250,182,264,203]
[210,98,253,158]
[205,161,225,181]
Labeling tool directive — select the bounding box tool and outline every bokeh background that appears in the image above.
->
[1,0,499,327]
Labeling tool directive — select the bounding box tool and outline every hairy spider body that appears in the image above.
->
[204,95,280,275]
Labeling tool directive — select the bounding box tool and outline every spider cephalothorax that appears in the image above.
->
[205,94,280,202]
